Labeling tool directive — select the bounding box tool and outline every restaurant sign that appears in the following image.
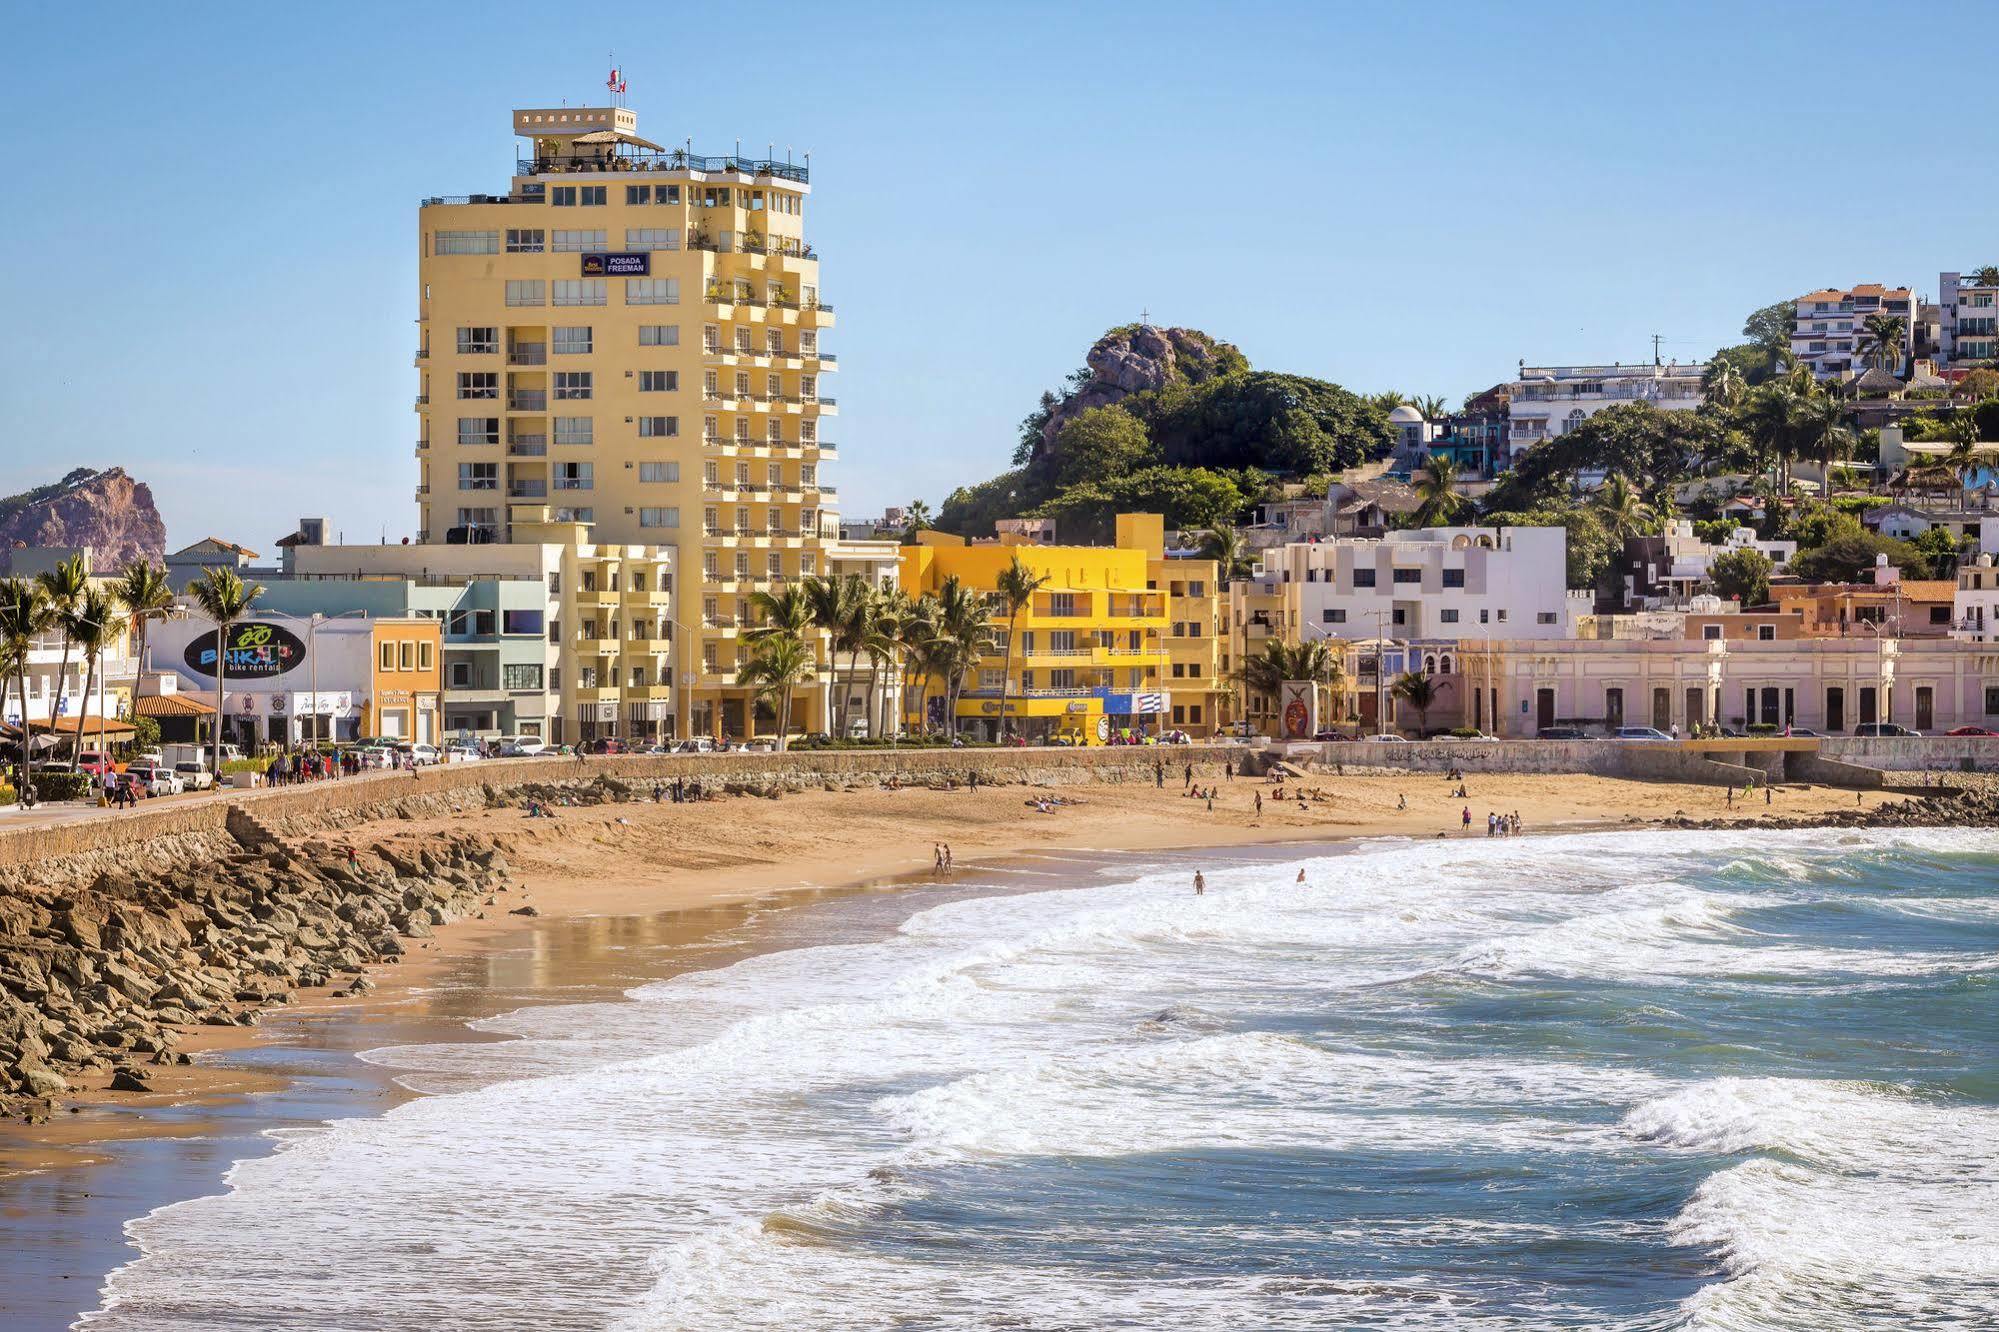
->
[183,622,305,679]
[581,252,650,276]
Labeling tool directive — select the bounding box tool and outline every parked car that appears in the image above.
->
[742,738,777,753]
[73,750,115,777]
[353,746,395,770]
[1614,726,1676,741]
[408,744,441,766]
[1366,734,1409,743]
[495,741,542,758]
[1535,726,1589,740]
[1312,730,1351,742]
[1783,727,1825,738]
[1853,723,1922,738]
[676,737,718,754]
[172,761,216,791]
[1947,726,1999,738]
[583,737,628,755]
[123,762,184,797]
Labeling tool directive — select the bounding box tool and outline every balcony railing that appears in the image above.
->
[508,392,547,412]
[508,483,547,498]
[517,152,809,184]
[507,436,548,456]
[508,345,547,365]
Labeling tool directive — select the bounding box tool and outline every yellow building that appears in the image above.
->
[1226,572,1301,734]
[364,619,443,743]
[415,102,838,741]
[1116,514,1225,736]
[898,523,1171,743]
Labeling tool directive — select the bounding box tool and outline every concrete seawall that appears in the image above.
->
[1291,736,1999,787]
[0,746,1251,882]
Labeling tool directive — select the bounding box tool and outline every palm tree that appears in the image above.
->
[992,554,1051,740]
[0,579,52,799]
[1390,670,1439,736]
[745,583,814,646]
[66,588,126,771]
[1794,393,1855,488]
[1413,394,1450,423]
[114,559,175,673]
[902,499,934,542]
[1592,474,1655,542]
[1703,359,1747,410]
[1944,419,1982,496]
[736,634,815,751]
[1975,266,1999,288]
[933,575,992,736]
[1860,313,1907,374]
[1413,454,1467,527]
[892,591,942,737]
[803,573,870,736]
[187,567,262,775]
[34,554,87,737]
[854,585,902,740]
[1237,639,1344,729]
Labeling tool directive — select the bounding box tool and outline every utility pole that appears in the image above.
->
[1367,606,1395,734]
[1652,333,1664,367]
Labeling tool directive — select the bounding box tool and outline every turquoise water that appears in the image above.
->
[83,830,1999,1329]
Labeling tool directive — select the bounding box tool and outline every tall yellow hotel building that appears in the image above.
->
[415,102,839,740]
[899,514,1227,742]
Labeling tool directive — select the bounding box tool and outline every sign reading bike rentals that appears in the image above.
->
[184,622,306,679]
[580,252,650,276]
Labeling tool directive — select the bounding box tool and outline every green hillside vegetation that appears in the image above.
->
[939,329,1395,541]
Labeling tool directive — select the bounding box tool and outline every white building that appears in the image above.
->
[1939,271,1999,368]
[1506,362,1705,455]
[1256,526,1577,642]
[1952,553,1999,642]
[824,538,905,736]
[1792,284,1916,379]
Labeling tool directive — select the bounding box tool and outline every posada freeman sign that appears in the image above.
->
[581,252,649,276]
[183,621,306,679]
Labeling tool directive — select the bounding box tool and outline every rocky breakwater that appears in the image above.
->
[1657,786,1999,832]
[0,830,515,1122]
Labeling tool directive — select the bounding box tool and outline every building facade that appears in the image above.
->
[1255,526,1578,643]
[1116,514,1223,735]
[1791,284,1916,379]
[1506,363,1705,455]
[899,530,1171,743]
[1938,270,1999,369]
[415,102,838,742]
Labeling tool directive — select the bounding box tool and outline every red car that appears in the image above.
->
[1947,726,1999,738]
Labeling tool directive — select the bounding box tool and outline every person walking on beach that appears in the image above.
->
[1397,793,1407,811]
[934,843,945,870]
[1765,785,1772,805]
[1184,763,1194,790]
[1225,759,1234,781]
[1155,760,1164,789]
[1193,871,1205,896]
[943,844,954,868]
[1461,806,1472,832]
[1205,791,1214,811]
[1254,791,1263,816]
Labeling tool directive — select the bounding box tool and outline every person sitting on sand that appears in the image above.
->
[1397,793,1407,810]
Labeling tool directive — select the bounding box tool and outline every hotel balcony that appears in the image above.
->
[623,584,672,607]
[507,344,548,366]
[626,635,674,654]
[508,391,548,413]
[574,635,622,656]
[507,435,548,456]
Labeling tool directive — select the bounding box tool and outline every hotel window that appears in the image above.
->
[458,462,498,491]
[553,462,593,491]
[1537,612,1559,625]
[639,370,677,392]
[801,374,817,401]
[1442,568,1465,589]
[457,372,498,399]
[553,229,607,253]
[703,552,719,576]
[767,331,785,355]
[455,507,497,528]
[765,373,781,398]
[448,661,472,689]
[638,461,679,483]
[735,372,751,397]
[553,416,593,446]
[766,419,783,443]
[419,641,434,671]
[639,507,678,528]
[626,186,651,205]
[553,279,606,306]
[552,326,594,355]
[503,663,544,691]
[639,416,678,438]
[457,418,500,446]
[766,463,782,487]
[639,325,679,347]
[399,640,416,670]
[735,327,753,353]
[552,506,594,524]
[1393,567,1422,584]
[1321,608,1345,623]
[553,371,593,400]
[626,277,680,305]
[456,327,498,355]
[803,284,818,306]
[551,186,576,206]
[1440,608,1459,624]
[1351,568,1376,588]
[434,230,498,255]
[380,642,396,670]
[505,280,545,307]
[579,185,606,206]
[800,419,816,442]
[625,228,679,252]
[767,553,783,578]
[735,418,751,441]
[703,325,720,353]
[505,229,545,253]
[800,330,816,354]
[656,185,681,204]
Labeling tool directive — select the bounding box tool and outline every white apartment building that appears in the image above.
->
[1939,271,1999,368]
[1506,363,1705,455]
[1952,553,1999,642]
[1255,526,1577,641]
[1792,284,1916,379]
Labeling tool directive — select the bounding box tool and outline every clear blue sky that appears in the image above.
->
[5,1,1997,548]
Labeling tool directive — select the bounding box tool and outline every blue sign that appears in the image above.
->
[581,252,649,276]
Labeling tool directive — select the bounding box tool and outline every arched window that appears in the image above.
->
[1564,408,1586,433]
[1439,655,1454,675]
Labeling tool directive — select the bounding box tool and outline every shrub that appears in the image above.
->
[1448,727,1485,739]
[1746,723,1779,735]
[29,770,93,802]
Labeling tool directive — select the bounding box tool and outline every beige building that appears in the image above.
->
[415,102,837,740]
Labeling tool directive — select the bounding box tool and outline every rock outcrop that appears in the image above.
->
[0,467,166,573]
[1037,325,1241,455]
